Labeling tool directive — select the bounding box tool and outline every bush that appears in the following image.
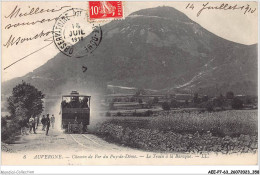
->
[162,102,170,110]
[105,112,111,117]
[153,97,159,104]
[130,97,135,102]
[96,110,257,153]
[170,99,178,108]
[144,110,153,116]
[133,110,153,117]
[147,100,153,108]
[1,119,21,143]
[109,102,115,110]
[206,102,214,112]
[232,98,243,109]
[133,111,142,117]
[226,91,234,99]
[96,121,258,154]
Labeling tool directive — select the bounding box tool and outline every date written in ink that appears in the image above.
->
[185,2,256,17]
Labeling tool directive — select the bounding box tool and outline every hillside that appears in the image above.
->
[2,6,257,97]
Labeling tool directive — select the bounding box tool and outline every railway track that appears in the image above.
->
[81,134,102,146]
[70,134,89,148]
[69,134,119,151]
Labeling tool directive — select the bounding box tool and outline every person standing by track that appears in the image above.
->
[41,115,46,131]
[50,114,55,129]
[29,116,36,134]
[46,114,51,136]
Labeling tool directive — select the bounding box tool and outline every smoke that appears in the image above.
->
[47,100,63,132]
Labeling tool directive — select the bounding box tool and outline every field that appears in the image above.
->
[95,110,258,154]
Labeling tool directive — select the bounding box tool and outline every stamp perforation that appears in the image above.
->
[87,1,125,23]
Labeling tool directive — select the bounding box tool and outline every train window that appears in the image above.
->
[61,97,90,108]
[80,97,89,108]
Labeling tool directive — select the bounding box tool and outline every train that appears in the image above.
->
[61,91,91,133]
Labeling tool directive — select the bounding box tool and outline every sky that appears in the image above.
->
[1,1,258,82]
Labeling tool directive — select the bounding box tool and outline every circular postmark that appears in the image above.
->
[53,8,102,58]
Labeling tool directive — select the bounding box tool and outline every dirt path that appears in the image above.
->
[1,126,149,165]
[2,126,142,152]
[2,126,257,165]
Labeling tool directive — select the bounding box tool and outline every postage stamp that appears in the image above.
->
[88,1,124,21]
[53,8,102,57]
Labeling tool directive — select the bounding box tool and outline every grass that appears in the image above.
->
[149,110,257,137]
[95,110,258,153]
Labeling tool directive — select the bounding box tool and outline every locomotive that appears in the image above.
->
[61,91,91,133]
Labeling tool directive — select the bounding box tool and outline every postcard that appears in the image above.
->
[1,1,258,167]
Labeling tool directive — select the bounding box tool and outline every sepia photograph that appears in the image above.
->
[1,0,258,171]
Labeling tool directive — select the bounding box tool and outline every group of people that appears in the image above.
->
[28,114,55,136]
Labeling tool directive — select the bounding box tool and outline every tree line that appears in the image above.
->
[162,91,256,111]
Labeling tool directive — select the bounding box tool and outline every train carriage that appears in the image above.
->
[61,91,91,133]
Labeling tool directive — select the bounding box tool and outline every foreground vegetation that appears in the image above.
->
[96,110,258,154]
[2,82,44,143]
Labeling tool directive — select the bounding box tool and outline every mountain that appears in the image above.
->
[2,6,257,97]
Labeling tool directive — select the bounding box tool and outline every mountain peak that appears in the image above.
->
[2,6,257,96]
[129,6,191,22]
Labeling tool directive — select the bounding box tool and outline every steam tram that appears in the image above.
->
[61,91,91,133]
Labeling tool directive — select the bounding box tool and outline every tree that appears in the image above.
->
[193,93,200,104]
[138,99,144,108]
[135,88,145,96]
[213,94,225,108]
[130,96,135,102]
[7,82,45,121]
[162,102,170,110]
[147,99,153,108]
[202,95,209,102]
[153,97,159,104]
[206,102,214,112]
[226,91,234,99]
[3,82,44,143]
[245,96,252,105]
[170,99,178,108]
[217,94,225,108]
[109,102,115,110]
[232,97,243,109]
